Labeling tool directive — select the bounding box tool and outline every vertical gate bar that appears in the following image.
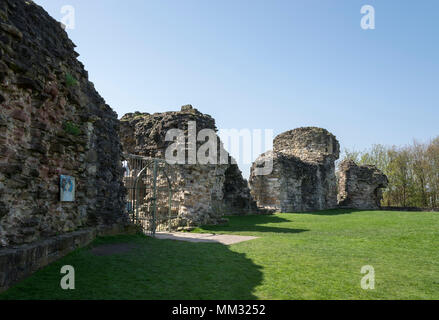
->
[134,177,139,227]
[151,159,158,237]
[132,158,136,224]
[168,188,172,232]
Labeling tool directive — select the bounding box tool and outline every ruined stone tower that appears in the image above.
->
[337,159,388,210]
[249,127,340,212]
[119,105,255,227]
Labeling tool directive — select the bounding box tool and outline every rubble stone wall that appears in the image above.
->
[337,159,389,210]
[250,127,340,212]
[222,164,258,215]
[120,105,255,227]
[0,0,127,246]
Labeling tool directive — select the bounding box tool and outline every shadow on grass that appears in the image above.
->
[199,214,309,234]
[0,234,263,300]
[303,208,359,216]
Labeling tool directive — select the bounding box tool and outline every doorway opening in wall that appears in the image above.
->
[122,154,180,236]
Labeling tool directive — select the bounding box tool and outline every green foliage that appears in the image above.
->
[341,148,361,163]
[1,211,438,300]
[63,121,81,136]
[65,73,78,87]
[340,138,439,208]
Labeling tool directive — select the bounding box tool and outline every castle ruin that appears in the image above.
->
[119,105,256,228]
[249,127,340,212]
[337,159,388,210]
[0,0,391,293]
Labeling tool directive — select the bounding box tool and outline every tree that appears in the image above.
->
[426,137,439,208]
[338,137,439,208]
[411,141,429,207]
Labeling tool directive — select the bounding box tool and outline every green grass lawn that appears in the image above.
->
[1,209,438,300]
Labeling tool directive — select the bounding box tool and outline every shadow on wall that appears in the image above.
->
[0,235,263,300]
[200,214,309,234]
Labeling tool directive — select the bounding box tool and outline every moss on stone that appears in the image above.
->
[63,121,81,136]
[65,72,78,87]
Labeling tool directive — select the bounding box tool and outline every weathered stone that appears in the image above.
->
[0,0,127,247]
[0,163,23,177]
[120,105,255,226]
[9,109,28,122]
[250,127,340,212]
[15,75,43,91]
[0,22,22,39]
[222,164,258,214]
[337,159,389,210]
[0,202,7,219]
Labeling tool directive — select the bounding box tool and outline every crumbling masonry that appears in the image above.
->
[119,105,256,227]
[0,0,392,294]
[0,0,127,247]
[249,127,340,212]
[337,159,388,210]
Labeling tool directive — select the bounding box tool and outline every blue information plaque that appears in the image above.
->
[60,175,75,202]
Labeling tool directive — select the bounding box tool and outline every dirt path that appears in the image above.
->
[154,232,259,245]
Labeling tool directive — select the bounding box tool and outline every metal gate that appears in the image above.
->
[122,154,179,236]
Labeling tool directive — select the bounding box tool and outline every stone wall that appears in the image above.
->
[249,127,340,212]
[120,105,255,227]
[0,224,136,293]
[222,163,258,215]
[337,159,388,210]
[0,0,127,247]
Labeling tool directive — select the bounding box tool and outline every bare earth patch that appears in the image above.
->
[90,243,140,256]
[154,232,259,245]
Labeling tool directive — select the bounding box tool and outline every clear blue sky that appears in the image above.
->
[35,0,438,178]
